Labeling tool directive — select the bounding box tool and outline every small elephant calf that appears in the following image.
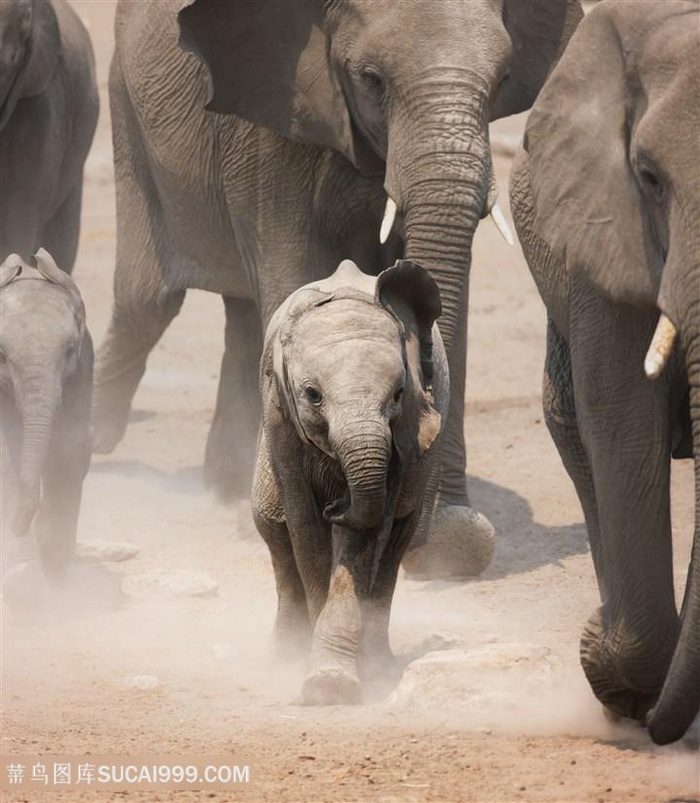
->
[252,259,448,704]
[0,250,93,580]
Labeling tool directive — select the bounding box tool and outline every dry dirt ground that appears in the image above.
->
[1,3,699,802]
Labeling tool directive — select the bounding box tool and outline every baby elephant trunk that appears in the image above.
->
[12,388,60,536]
[324,423,392,531]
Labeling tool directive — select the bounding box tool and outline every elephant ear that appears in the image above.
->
[178,0,374,172]
[261,286,333,440]
[33,248,86,328]
[377,260,443,457]
[523,3,675,305]
[0,0,60,130]
[0,254,23,288]
[491,0,583,120]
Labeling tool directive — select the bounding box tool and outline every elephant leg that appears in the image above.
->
[36,417,91,583]
[40,181,83,275]
[251,432,310,659]
[543,317,605,594]
[404,304,495,580]
[303,567,362,705]
[571,293,679,722]
[204,296,262,501]
[360,511,419,684]
[92,65,186,454]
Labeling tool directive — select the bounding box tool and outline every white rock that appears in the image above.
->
[388,643,562,713]
[122,569,219,598]
[76,540,139,563]
[124,675,159,690]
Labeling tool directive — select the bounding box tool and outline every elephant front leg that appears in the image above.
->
[571,295,679,722]
[302,523,385,706]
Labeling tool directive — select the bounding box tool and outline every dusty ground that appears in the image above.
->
[1,2,699,802]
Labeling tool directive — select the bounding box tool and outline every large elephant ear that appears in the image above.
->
[523,3,678,305]
[178,0,360,168]
[0,0,60,130]
[491,0,583,120]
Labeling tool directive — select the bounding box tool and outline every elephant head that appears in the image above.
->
[522,1,700,745]
[0,249,88,535]
[263,259,443,532]
[179,0,582,511]
[0,0,61,131]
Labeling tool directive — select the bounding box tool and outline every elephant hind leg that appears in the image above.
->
[204,296,262,501]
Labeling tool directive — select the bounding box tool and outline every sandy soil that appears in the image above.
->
[1,3,699,802]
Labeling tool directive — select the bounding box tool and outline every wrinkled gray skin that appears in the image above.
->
[0,250,93,580]
[0,0,98,270]
[510,1,699,745]
[252,260,447,704]
[91,0,582,579]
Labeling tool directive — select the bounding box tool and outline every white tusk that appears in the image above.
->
[489,202,515,246]
[644,314,677,380]
[380,197,397,245]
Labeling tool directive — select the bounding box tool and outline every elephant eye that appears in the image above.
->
[359,65,384,97]
[393,386,404,404]
[641,169,659,188]
[304,386,323,406]
[639,166,665,200]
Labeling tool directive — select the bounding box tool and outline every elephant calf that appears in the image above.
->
[0,250,93,580]
[252,259,448,704]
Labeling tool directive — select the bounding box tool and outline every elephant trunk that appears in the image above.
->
[647,323,700,744]
[387,89,490,504]
[324,422,392,530]
[12,385,60,536]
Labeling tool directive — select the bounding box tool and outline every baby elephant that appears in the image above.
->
[0,250,93,580]
[253,259,448,704]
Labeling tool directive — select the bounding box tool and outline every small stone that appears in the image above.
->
[123,569,219,598]
[124,675,158,690]
[76,540,139,562]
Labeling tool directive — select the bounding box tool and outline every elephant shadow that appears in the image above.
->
[468,475,588,582]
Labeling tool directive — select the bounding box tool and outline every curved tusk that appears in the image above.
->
[380,197,397,245]
[644,314,677,380]
[489,202,515,246]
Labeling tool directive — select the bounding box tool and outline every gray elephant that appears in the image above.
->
[252,259,447,704]
[509,1,699,744]
[91,0,583,579]
[0,0,98,271]
[0,250,93,579]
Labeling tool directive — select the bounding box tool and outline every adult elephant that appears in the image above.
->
[510,1,699,744]
[92,0,582,579]
[0,0,98,271]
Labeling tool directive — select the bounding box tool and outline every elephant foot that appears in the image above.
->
[301,666,361,705]
[402,503,495,580]
[580,608,667,724]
